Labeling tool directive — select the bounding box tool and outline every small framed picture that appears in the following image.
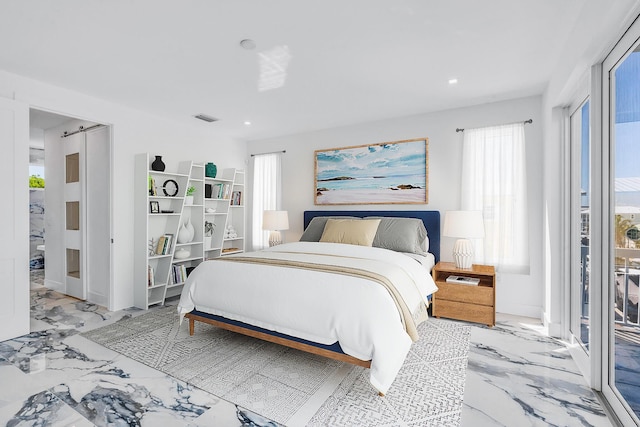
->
[149,201,160,213]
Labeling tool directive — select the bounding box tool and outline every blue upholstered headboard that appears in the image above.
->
[303,210,441,263]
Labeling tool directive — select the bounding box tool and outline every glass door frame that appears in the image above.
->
[567,91,592,383]
[601,15,640,425]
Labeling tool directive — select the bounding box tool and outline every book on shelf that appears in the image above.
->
[148,176,158,196]
[170,264,188,285]
[231,190,242,205]
[163,233,173,254]
[155,236,166,255]
[209,183,223,199]
[445,275,480,285]
[154,233,174,255]
[208,183,232,199]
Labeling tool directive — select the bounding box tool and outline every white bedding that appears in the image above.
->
[177,241,439,394]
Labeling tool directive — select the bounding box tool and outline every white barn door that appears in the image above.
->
[64,133,85,300]
[0,97,29,341]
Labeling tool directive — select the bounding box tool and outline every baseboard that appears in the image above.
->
[543,311,564,338]
[44,279,64,292]
[87,291,108,307]
[496,303,543,321]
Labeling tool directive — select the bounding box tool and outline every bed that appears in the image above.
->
[177,210,440,395]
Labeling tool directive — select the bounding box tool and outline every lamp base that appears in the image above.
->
[268,230,282,247]
[452,238,474,269]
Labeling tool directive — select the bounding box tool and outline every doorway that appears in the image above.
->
[29,108,112,308]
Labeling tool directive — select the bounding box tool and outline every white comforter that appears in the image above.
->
[177,241,438,394]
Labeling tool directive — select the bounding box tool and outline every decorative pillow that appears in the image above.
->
[319,219,382,246]
[367,217,429,255]
[299,216,359,242]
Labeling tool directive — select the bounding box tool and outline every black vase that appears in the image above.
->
[151,155,165,172]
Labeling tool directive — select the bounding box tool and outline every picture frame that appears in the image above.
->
[149,201,160,213]
[314,138,428,205]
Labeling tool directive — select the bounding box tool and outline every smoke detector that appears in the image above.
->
[240,39,256,50]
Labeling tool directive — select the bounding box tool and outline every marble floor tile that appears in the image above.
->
[0,390,95,427]
[462,316,612,427]
[1,279,281,427]
[49,353,217,426]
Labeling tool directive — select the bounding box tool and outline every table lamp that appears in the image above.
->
[443,210,485,269]
[262,210,289,246]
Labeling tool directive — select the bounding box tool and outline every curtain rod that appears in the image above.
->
[250,149,286,157]
[456,118,532,133]
[61,124,105,138]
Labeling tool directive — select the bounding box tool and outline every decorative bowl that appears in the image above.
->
[174,248,190,259]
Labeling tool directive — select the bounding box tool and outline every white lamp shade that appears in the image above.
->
[443,210,484,269]
[443,210,485,239]
[262,210,289,231]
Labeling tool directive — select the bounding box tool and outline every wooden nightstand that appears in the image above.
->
[432,262,496,326]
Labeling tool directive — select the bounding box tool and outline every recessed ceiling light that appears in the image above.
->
[243,121,252,126]
[448,78,458,85]
[240,39,256,50]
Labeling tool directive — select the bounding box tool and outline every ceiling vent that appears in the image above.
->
[194,114,219,123]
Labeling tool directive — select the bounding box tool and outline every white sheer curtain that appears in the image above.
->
[461,123,529,273]
[252,152,282,250]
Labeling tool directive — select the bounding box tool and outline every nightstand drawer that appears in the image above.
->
[435,281,494,306]
[432,299,494,325]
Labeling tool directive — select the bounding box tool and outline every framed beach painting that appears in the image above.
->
[314,138,428,205]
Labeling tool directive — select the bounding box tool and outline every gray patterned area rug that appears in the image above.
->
[82,306,470,426]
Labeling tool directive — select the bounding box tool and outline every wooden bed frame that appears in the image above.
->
[185,311,371,368]
[184,210,441,394]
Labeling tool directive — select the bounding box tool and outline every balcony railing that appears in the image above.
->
[614,248,640,327]
[581,247,640,327]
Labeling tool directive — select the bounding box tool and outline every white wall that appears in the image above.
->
[247,96,543,318]
[29,127,44,148]
[1,69,247,311]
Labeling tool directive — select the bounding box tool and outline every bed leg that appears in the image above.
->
[189,318,195,336]
[378,392,385,397]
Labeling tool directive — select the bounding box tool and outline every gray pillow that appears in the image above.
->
[299,216,360,242]
[367,217,428,255]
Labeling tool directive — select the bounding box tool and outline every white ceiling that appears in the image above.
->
[29,109,75,130]
[2,1,584,139]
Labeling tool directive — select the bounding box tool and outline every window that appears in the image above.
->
[461,123,529,273]
[251,153,282,250]
[608,47,640,422]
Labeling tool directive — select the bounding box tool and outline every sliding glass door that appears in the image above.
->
[570,98,591,362]
[602,19,640,425]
